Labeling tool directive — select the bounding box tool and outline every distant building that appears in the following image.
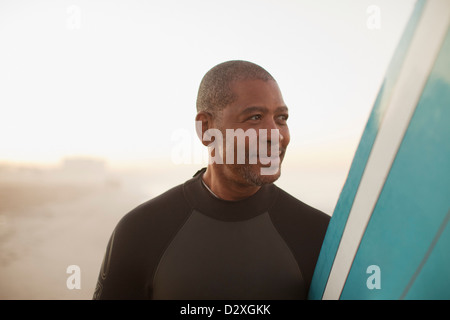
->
[61,157,107,175]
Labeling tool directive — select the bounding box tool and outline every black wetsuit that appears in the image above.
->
[93,168,330,300]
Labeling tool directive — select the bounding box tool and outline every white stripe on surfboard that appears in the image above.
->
[322,0,450,300]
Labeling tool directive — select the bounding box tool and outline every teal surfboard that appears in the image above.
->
[308,0,450,300]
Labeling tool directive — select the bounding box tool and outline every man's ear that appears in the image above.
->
[195,111,214,147]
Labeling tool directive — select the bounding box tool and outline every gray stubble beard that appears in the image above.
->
[232,162,282,187]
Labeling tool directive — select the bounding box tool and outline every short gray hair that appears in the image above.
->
[196,60,275,116]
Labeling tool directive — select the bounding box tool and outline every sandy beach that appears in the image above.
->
[0,161,196,299]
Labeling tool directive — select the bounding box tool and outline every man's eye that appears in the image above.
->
[249,115,262,121]
[278,114,289,122]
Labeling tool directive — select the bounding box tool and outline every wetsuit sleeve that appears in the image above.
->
[93,212,152,299]
[269,189,330,291]
[93,184,193,300]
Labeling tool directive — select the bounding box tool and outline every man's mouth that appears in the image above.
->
[248,149,285,165]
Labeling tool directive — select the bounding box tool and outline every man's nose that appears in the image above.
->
[263,119,284,143]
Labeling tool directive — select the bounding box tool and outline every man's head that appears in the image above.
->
[196,60,275,117]
[195,60,290,187]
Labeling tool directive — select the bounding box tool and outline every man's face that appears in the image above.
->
[215,79,290,186]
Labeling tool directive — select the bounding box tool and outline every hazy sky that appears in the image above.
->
[0,0,415,169]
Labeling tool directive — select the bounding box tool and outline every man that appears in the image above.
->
[93,60,330,300]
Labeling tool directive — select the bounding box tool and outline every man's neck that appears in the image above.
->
[201,165,261,201]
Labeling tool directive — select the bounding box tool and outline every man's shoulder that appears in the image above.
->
[130,183,186,215]
[271,185,331,225]
[270,185,331,290]
[114,181,193,235]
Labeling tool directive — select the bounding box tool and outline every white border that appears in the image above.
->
[322,0,450,300]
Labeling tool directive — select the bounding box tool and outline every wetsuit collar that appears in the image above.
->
[183,168,280,222]
[201,178,221,199]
